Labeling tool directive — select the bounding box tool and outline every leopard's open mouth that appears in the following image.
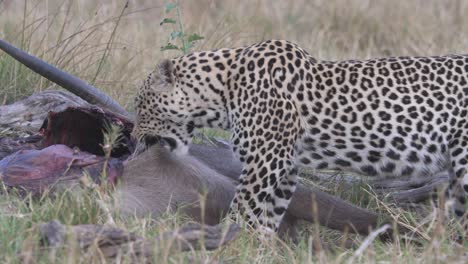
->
[160,137,178,151]
[143,134,160,147]
[142,134,178,151]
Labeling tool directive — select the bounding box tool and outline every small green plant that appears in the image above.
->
[160,1,204,54]
[160,1,213,141]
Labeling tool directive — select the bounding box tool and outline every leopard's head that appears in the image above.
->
[133,59,195,155]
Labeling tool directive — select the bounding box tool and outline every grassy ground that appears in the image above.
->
[0,0,467,263]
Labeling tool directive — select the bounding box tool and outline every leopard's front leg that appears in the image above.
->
[229,99,300,233]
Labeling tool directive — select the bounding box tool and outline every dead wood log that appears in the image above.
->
[1,90,134,158]
[39,220,240,260]
[0,90,90,133]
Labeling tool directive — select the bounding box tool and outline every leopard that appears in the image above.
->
[133,40,467,234]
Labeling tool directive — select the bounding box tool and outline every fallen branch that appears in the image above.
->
[39,220,240,261]
[0,90,90,133]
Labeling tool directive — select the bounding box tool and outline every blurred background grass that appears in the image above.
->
[1,0,467,108]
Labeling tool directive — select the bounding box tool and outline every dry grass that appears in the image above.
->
[1,0,468,105]
[0,0,467,263]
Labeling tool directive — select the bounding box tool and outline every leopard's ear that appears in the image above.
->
[145,59,174,93]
